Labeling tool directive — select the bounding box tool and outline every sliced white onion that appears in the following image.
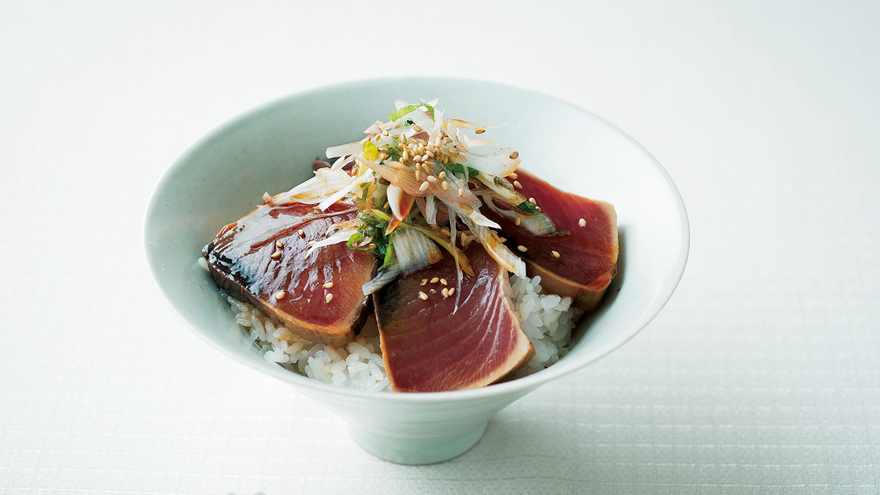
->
[460,215,526,278]
[306,227,359,256]
[316,170,374,211]
[462,147,521,177]
[465,138,498,148]
[273,168,352,205]
[326,141,365,159]
[481,195,558,235]
[394,106,434,130]
[330,154,354,171]
[467,208,501,229]
[425,195,437,225]
[392,228,442,276]
[387,183,404,220]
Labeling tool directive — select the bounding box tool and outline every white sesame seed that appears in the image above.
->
[430,277,439,284]
[326,293,333,303]
[275,240,283,248]
[552,250,560,258]
[579,218,586,227]
[442,288,449,298]
[323,282,334,289]
[298,229,305,237]
[441,180,449,191]
[438,171,446,179]
[515,216,521,226]
[412,124,422,132]
[514,180,523,189]
[440,278,448,286]
[419,181,430,192]
[421,279,428,286]
[475,129,485,134]
[517,245,528,252]
[418,291,428,300]
[270,251,282,259]
[427,175,437,183]
[458,188,464,197]
[509,151,519,159]
[448,287,455,296]
[275,291,286,299]
[528,197,537,205]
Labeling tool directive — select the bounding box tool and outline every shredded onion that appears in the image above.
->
[392,228,443,276]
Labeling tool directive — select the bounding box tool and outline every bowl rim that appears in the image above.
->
[144,76,690,403]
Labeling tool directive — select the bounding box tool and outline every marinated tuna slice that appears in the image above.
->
[202,202,376,346]
[374,245,534,393]
[485,168,618,312]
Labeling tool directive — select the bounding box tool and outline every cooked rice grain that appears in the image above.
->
[223,274,580,391]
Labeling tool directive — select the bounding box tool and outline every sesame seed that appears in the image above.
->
[438,171,446,179]
[552,250,560,258]
[458,153,468,162]
[421,279,428,286]
[415,169,421,181]
[475,129,485,134]
[275,240,283,248]
[509,172,518,179]
[509,151,519,159]
[425,150,434,158]
[270,251,282,259]
[458,188,464,197]
[419,181,430,192]
[402,150,409,161]
[440,278,448,285]
[430,277,439,284]
[430,289,436,294]
[412,124,422,132]
[448,287,455,296]
[368,243,377,249]
[413,154,422,162]
[427,175,437,183]
[298,229,305,237]
[515,216,521,226]
[400,134,407,144]
[323,282,334,289]
[275,291,286,299]
[326,293,333,303]
[442,288,449,298]
[441,180,449,191]
[579,218,586,227]
[514,180,522,189]
[528,197,537,205]
[418,291,428,300]
[517,245,528,252]
[308,240,316,246]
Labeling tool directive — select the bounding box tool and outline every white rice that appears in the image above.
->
[220,271,581,391]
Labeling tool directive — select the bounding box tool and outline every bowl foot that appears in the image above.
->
[349,420,488,465]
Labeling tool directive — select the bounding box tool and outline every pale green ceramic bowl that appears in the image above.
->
[144,78,689,464]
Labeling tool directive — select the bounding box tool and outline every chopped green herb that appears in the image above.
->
[516,201,538,214]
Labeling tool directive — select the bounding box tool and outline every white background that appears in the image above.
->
[2,1,878,493]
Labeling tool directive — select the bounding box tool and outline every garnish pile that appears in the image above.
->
[264,99,561,299]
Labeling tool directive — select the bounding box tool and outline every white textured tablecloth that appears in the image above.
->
[2,1,878,493]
